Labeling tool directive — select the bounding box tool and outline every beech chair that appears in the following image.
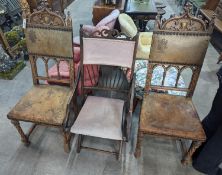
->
[134,12,214,164]
[7,6,76,152]
[118,13,153,60]
[71,28,138,159]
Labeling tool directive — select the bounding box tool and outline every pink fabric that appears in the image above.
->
[73,47,80,63]
[83,38,136,68]
[48,61,99,94]
[73,9,120,45]
[96,9,120,29]
[71,96,124,140]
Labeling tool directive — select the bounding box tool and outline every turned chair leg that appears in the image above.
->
[181,141,203,165]
[76,134,82,153]
[11,120,30,146]
[117,140,123,161]
[134,131,143,158]
[63,131,71,153]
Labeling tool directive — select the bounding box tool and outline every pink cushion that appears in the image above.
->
[71,96,124,140]
[96,9,120,29]
[73,9,119,46]
[48,61,99,94]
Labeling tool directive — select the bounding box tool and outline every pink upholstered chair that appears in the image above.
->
[73,9,120,45]
[70,28,138,160]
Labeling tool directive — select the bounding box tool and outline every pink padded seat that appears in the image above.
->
[71,96,124,140]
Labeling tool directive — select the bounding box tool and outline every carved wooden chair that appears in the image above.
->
[7,7,76,152]
[71,28,138,159]
[134,12,214,164]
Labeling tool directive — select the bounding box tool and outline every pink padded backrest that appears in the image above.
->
[83,37,136,68]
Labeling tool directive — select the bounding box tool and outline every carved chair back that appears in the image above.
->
[80,28,138,100]
[26,7,74,88]
[146,12,214,97]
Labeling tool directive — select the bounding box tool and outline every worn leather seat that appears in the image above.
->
[8,85,72,126]
[140,94,206,141]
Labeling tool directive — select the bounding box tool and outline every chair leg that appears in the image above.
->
[117,140,123,161]
[217,53,222,64]
[11,120,30,146]
[134,131,143,158]
[76,134,82,153]
[63,131,71,153]
[181,141,203,165]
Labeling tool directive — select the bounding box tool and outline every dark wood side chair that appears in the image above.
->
[7,7,76,152]
[71,28,138,159]
[134,12,214,164]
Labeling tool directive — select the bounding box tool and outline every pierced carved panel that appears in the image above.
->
[28,8,65,26]
[146,63,200,97]
[155,11,214,33]
[83,28,136,41]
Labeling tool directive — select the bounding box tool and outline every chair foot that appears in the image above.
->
[181,141,203,165]
[63,131,71,153]
[76,134,82,153]
[117,140,123,161]
[11,120,30,146]
[134,131,143,158]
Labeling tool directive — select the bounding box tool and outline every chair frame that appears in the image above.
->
[75,27,138,159]
[134,12,214,164]
[7,6,76,152]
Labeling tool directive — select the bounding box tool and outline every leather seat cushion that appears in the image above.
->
[7,85,72,126]
[140,93,206,141]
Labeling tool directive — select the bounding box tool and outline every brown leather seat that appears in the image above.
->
[140,94,206,141]
[8,85,72,126]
